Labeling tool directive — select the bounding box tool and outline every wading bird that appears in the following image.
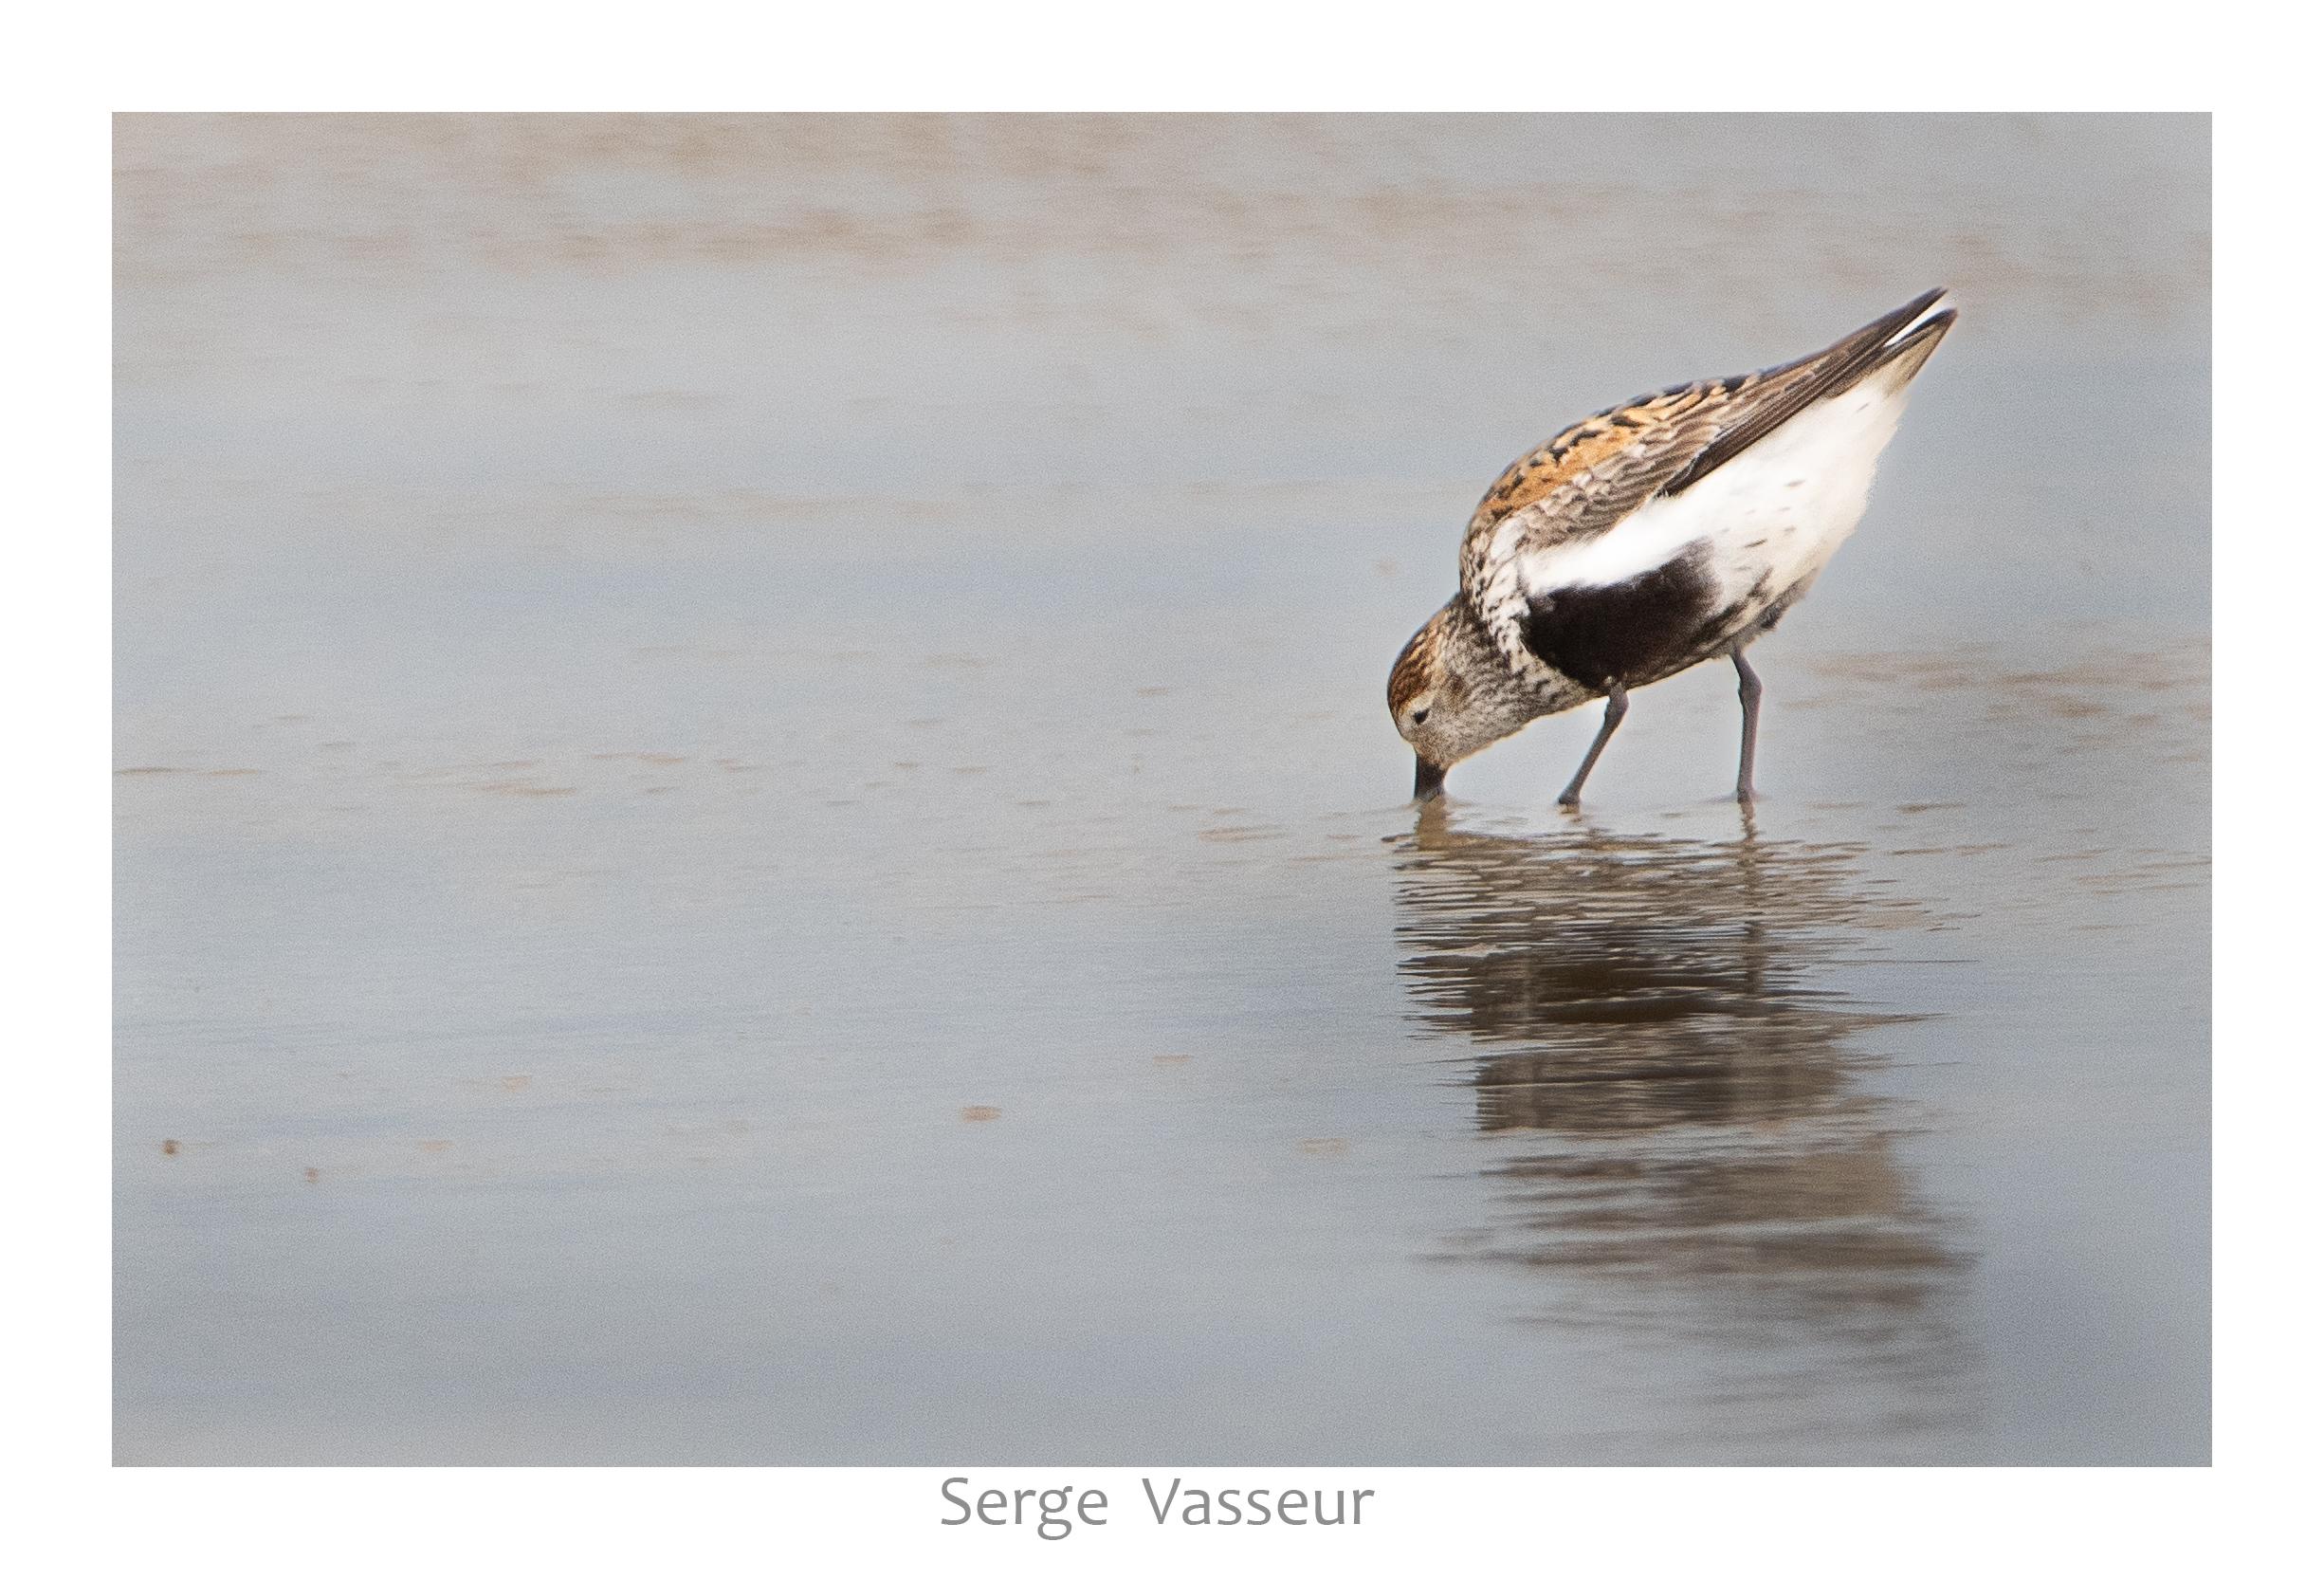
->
[1389,289,1954,806]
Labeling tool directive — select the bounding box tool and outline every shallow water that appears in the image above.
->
[114,114,2208,1464]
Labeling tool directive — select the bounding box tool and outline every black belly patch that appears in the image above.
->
[1522,546,1724,689]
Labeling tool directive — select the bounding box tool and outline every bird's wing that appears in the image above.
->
[1458,289,1949,605]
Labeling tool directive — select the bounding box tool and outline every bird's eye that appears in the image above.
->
[1411,707,1431,726]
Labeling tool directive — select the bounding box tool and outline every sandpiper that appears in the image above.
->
[1389,288,1955,806]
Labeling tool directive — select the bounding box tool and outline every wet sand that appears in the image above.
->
[114,114,2207,1464]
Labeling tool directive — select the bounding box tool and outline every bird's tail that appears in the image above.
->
[1665,288,1951,495]
[1862,299,1958,390]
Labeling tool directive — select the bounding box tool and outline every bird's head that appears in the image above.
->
[1388,599,1526,800]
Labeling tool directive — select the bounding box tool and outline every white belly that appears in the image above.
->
[1518,373,1919,612]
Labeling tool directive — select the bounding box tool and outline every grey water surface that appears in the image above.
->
[115,113,2208,1464]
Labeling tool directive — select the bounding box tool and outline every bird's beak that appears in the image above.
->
[1413,756,1447,802]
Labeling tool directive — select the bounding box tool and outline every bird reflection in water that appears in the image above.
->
[1394,805,1972,1397]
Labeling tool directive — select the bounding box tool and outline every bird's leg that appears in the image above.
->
[1732,643,1764,804]
[1557,681,1628,807]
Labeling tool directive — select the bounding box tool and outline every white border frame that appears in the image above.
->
[18,2,2308,1571]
